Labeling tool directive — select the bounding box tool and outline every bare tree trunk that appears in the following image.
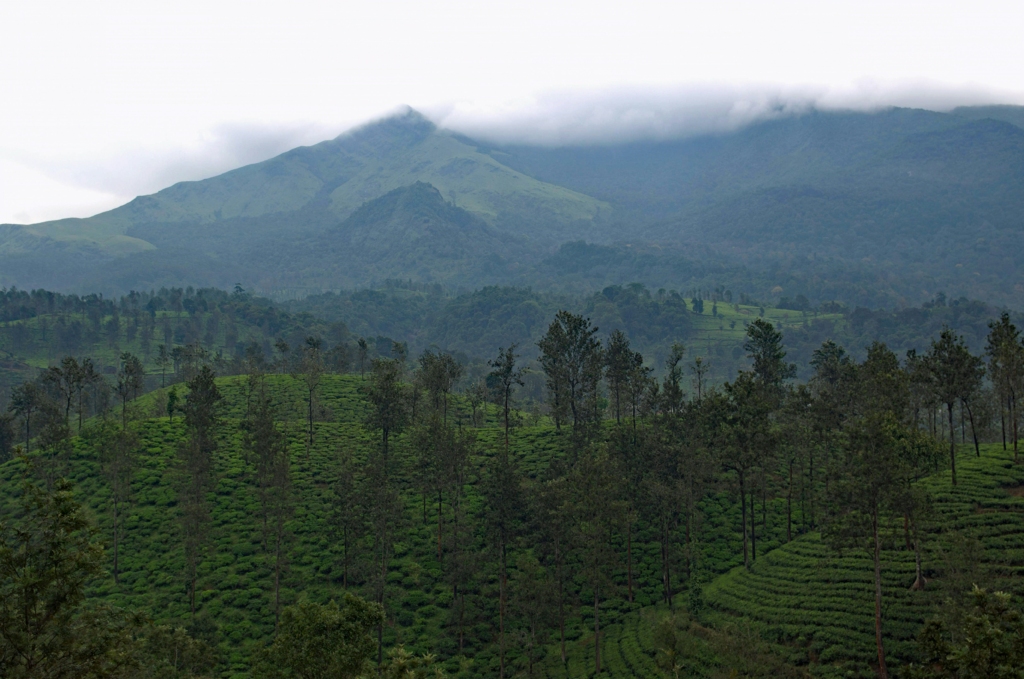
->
[1013,393,1019,462]
[593,588,601,676]
[948,403,957,486]
[739,469,748,568]
[274,532,282,631]
[873,509,889,679]
[750,486,757,562]
[555,537,566,665]
[626,517,634,603]
[113,501,120,584]
[999,403,1007,450]
[911,517,925,591]
[499,543,507,679]
[787,460,793,542]
[965,400,980,458]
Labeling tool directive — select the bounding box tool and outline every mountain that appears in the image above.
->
[3,105,1024,308]
[0,109,605,290]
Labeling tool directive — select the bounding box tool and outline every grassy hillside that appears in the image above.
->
[701,444,1024,677]
[0,373,810,677]
[1,110,604,260]
[6,366,1021,678]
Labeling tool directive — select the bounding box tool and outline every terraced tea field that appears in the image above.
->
[702,444,1024,677]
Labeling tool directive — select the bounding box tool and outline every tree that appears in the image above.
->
[537,311,603,440]
[156,344,171,388]
[357,338,369,378]
[720,375,772,568]
[73,358,100,432]
[482,445,527,679]
[570,450,624,675]
[115,351,145,428]
[9,382,43,452]
[250,596,383,679]
[0,476,141,678]
[0,413,15,464]
[177,366,222,615]
[689,355,710,402]
[90,421,139,584]
[661,343,686,415]
[907,587,1024,679]
[244,386,292,626]
[363,358,408,472]
[418,350,463,426]
[133,623,219,679]
[823,411,941,679]
[297,336,324,459]
[362,455,401,668]
[605,330,633,423]
[925,328,984,485]
[331,450,364,590]
[743,318,796,395]
[986,313,1022,459]
[509,553,556,678]
[489,344,523,456]
[43,356,82,427]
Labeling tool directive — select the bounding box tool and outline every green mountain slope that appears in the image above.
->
[4,106,1024,309]
[0,109,606,260]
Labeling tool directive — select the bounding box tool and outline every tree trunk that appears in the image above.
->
[999,403,1007,450]
[113,501,120,584]
[274,531,282,631]
[948,402,957,486]
[873,509,889,679]
[965,400,980,457]
[306,391,313,460]
[787,460,793,543]
[809,446,815,527]
[593,588,601,676]
[499,543,506,679]
[1013,393,1019,462]
[960,402,966,444]
[750,486,757,562]
[626,518,634,603]
[739,469,749,568]
[911,517,925,591]
[661,523,670,606]
[556,537,566,665]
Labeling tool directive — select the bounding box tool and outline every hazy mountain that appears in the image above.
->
[2,105,1023,308]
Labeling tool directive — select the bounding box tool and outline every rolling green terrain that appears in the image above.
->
[3,369,1021,678]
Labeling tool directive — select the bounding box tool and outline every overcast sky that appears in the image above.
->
[2,0,1023,224]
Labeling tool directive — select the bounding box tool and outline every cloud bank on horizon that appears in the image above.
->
[2,0,1023,224]
[431,80,1016,147]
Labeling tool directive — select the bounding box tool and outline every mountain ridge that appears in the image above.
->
[2,105,1024,308]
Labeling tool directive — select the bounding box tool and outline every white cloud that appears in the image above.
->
[0,159,119,224]
[2,0,1023,221]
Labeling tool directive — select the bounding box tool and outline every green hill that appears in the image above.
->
[3,361,1022,678]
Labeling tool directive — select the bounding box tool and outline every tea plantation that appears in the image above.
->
[2,374,1021,677]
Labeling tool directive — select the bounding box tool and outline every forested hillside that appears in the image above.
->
[3,289,1024,678]
[3,106,1024,309]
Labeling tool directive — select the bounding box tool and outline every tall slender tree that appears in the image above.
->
[177,366,221,616]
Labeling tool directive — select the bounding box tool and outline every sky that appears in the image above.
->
[1,0,1023,224]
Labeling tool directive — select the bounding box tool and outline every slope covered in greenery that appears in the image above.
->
[0,373,805,677]
[3,106,1024,309]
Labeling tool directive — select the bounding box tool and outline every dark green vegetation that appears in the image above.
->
[4,106,1024,309]
[4,294,1024,679]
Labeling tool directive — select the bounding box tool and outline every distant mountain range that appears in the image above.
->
[3,105,1023,308]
